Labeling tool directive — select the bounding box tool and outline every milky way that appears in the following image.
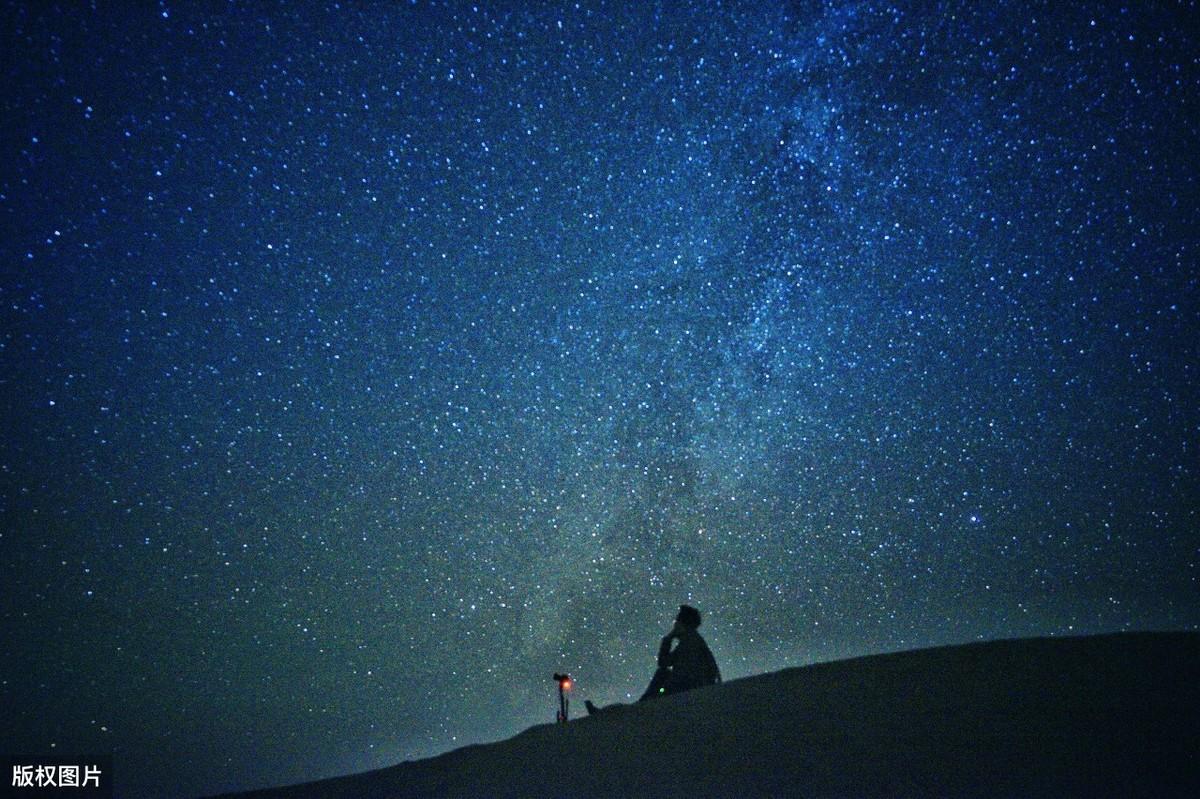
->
[2,2,1197,796]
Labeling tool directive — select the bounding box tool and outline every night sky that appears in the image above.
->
[2,1,1197,796]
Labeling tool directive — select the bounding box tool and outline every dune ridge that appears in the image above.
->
[210,631,1200,798]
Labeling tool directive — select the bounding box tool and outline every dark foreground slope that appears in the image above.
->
[212,632,1199,798]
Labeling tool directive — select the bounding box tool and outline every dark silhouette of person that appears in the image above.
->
[586,605,721,715]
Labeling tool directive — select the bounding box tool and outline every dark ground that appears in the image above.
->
[209,631,1200,798]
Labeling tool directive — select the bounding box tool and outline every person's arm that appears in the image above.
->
[657,634,676,669]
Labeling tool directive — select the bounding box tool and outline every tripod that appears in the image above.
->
[553,673,571,722]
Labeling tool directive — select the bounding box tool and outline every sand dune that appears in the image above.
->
[210,631,1199,798]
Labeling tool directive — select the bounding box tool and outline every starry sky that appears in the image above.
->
[1,1,1197,796]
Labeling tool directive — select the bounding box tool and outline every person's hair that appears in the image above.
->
[676,605,702,629]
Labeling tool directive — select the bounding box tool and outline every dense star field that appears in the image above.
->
[2,1,1197,796]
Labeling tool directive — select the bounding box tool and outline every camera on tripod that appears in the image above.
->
[552,673,572,722]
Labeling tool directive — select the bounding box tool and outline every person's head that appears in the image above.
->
[675,604,702,630]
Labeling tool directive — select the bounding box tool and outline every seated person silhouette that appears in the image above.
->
[586,604,721,715]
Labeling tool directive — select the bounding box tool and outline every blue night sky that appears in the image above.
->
[1,1,1197,796]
